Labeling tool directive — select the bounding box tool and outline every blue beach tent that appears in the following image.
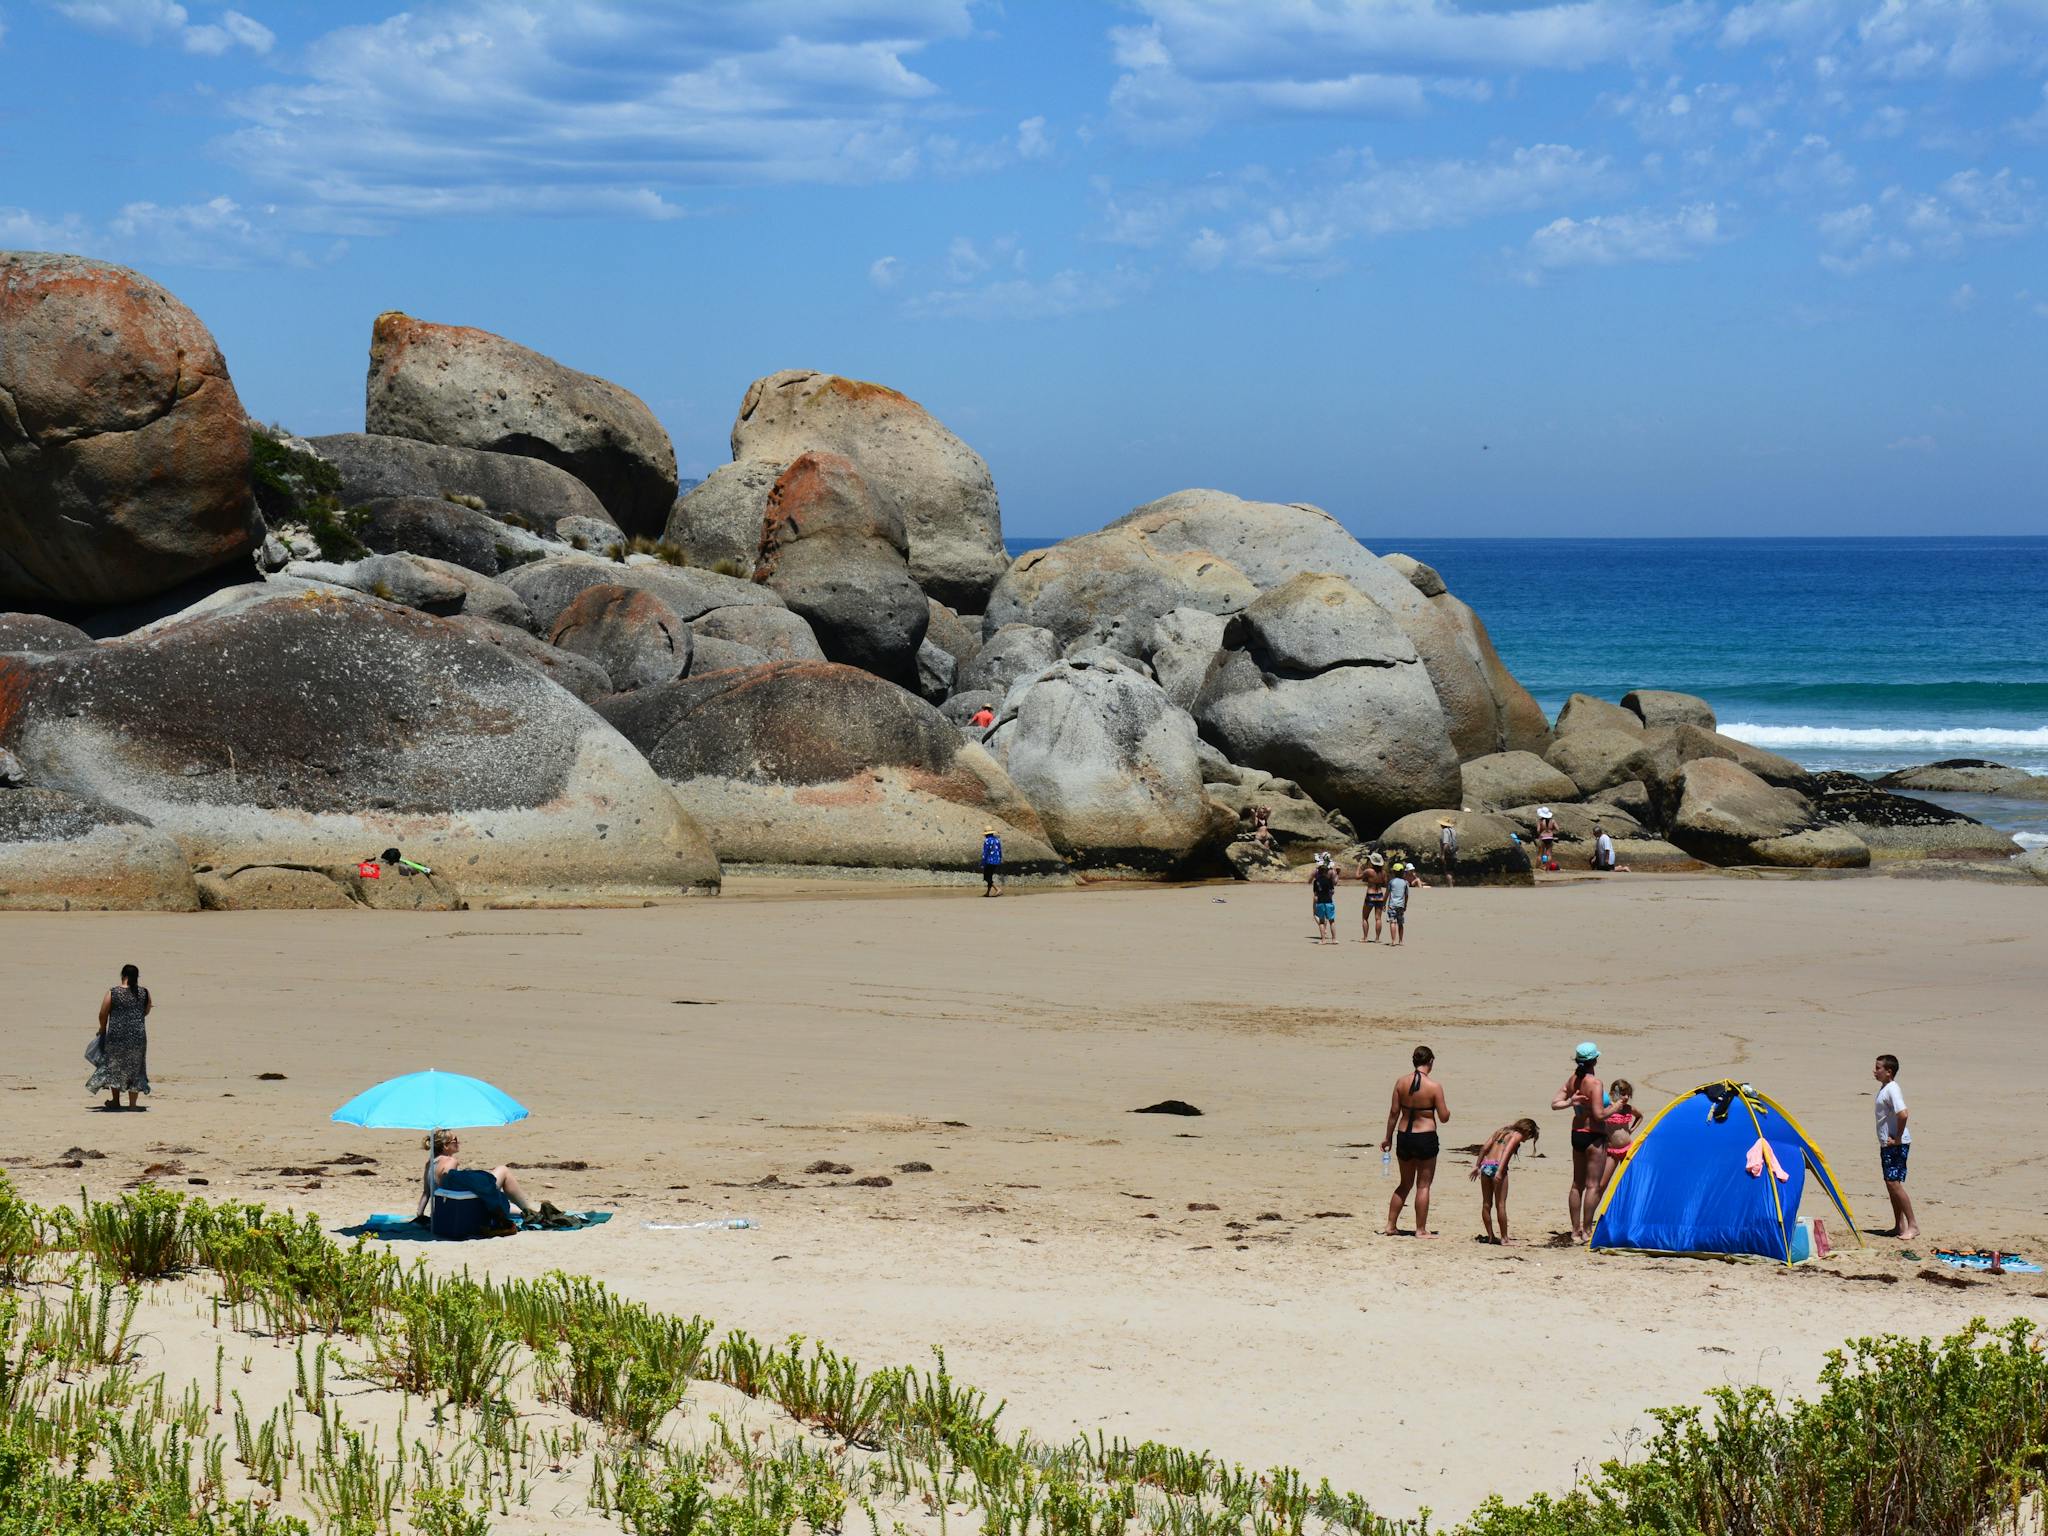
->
[1590,1080,1862,1263]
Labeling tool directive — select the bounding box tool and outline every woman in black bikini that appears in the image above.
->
[1380,1045,1449,1237]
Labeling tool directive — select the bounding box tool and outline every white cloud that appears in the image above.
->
[2017,81,2048,141]
[1016,115,1051,160]
[1108,1,1703,138]
[1886,434,1938,451]
[210,1,998,220]
[0,207,92,248]
[1129,142,1617,273]
[0,194,325,268]
[50,0,271,54]
[904,266,1147,322]
[1949,280,1977,309]
[1721,0,2048,81]
[1818,166,2041,272]
[1524,200,1726,270]
[868,255,903,289]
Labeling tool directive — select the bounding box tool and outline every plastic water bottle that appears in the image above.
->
[1381,1148,1392,1178]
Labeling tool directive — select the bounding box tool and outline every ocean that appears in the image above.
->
[1002,535,2048,845]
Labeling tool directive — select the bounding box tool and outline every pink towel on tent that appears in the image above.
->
[1745,1137,1789,1182]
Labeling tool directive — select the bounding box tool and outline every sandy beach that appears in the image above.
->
[4,871,2045,1521]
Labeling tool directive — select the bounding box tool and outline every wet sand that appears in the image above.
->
[4,872,2044,1521]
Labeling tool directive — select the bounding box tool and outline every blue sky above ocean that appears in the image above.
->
[2,1,2044,538]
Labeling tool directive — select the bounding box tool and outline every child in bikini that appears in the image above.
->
[1471,1118,1540,1244]
[1592,1080,1644,1201]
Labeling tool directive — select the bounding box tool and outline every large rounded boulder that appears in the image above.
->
[984,526,1258,646]
[546,584,691,693]
[364,312,677,536]
[0,584,720,900]
[0,252,264,606]
[1460,751,1580,811]
[1622,689,1716,731]
[663,459,779,574]
[308,433,614,535]
[0,613,96,654]
[1669,757,1817,865]
[731,370,1006,610]
[755,452,928,686]
[596,660,1058,874]
[502,553,780,631]
[959,624,1060,697]
[1192,574,1460,836]
[986,655,1233,872]
[0,788,199,910]
[1376,809,1533,886]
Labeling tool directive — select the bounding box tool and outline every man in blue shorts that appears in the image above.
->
[1309,852,1338,944]
[1873,1053,1917,1239]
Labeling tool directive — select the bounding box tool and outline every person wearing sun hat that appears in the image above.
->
[1357,850,1389,942]
[1436,815,1459,887]
[1309,851,1340,944]
[1535,806,1559,871]
[980,824,1004,897]
[1550,1041,1607,1242]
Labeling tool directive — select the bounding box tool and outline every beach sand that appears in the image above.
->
[4,871,2044,1522]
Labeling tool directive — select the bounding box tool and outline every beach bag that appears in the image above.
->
[84,1034,106,1068]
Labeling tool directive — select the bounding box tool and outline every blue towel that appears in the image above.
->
[344,1212,612,1241]
[1934,1249,2040,1273]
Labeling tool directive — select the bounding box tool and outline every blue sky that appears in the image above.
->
[3,1,2044,538]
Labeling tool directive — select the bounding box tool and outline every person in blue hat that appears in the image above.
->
[1550,1042,1607,1243]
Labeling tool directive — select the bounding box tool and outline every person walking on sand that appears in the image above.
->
[88,963,152,1111]
[1436,817,1458,887]
[1381,1046,1449,1236]
[1551,1042,1605,1242]
[1386,861,1424,947]
[1310,852,1339,944]
[1873,1054,1918,1239]
[1535,807,1559,872]
[1471,1118,1539,1244]
[1358,852,1389,942]
[980,826,1004,897]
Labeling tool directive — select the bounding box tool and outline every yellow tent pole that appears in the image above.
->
[1736,1090,1796,1265]
[1587,1078,1720,1247]
[1753,1088,1865,1249]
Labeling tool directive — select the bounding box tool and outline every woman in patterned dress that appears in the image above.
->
[89,963,151,1110]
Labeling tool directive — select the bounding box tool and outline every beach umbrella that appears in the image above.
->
[331,1070,529,1132]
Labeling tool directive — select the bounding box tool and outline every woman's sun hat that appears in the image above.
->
[1575,1041,1601,1063]
[1538,806,1553,819]
[1369,852,1385,867]
[1437,817,1455,827]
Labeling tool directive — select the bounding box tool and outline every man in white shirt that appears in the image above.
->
[1873,1054,1917,1239]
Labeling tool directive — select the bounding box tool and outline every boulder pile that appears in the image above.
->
[0,250,2014,906]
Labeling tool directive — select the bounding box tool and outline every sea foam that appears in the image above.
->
[1721,723,2048,752]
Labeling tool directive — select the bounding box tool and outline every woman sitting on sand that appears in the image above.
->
[417,1130,542,1229]
[1591,1080,1644,1202]
[1470,1118,1539,1244]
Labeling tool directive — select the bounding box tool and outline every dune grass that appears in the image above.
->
[0,1171,2043,1535]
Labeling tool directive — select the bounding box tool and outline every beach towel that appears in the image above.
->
[1744,1136,1789,1182]
[344,1212,612,1242]
[1934,1249,2041,1274]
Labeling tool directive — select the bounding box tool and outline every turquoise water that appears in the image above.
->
[1003,535,2048,842]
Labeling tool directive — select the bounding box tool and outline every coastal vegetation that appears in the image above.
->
[1,1173,2042,1535]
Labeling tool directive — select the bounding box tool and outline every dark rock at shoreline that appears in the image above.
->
[0,787,198,910]
[1874,760,2048,801]
[1,253,263,607]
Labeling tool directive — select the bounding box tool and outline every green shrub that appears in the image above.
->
[368,1282,517,1410]
[0,1174,41,1286]
[80,1186,188,1281]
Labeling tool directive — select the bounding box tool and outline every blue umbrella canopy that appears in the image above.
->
[331,1070,529,1131]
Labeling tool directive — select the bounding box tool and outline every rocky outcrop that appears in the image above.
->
[1193,574,1460,836]
[986,655,1232,871]
[662,459,778,575]
[196,865,357,911]
[0,584,720,901]
[1376,810,1533,886]
[441,615,613,704]
[915,638,957,702]
[1460,751,1580,812]
[1545,729,1670,799]
[984,526,1257,646]
[1553,693,1643,737]
[307,433,613,535]
[1669,758,1817,866]
[730,370,1005,609]
[0,613,95,654]
[922,599,983,675]
[754,452,928,686]
[959,624,1060,698]
[1427,591,1554,756]
[546,584,691,693]
[285,554,532,630]
[690,604,824,664]
[364,312,677,536]
[351,495,522,576]
[1622,689,1715,731]
[0,788,199,910]
[596,660,1058,873]
[1205,772,1351,860]
[1875,759,2048,800]
[1749,828,1871,868]
[0,253,264,606]
[1147,607,1227,712]
[502,553,779,630]
[1382,553,1446,597]
[1668,724,1809,789]
[687,634,768,675]
[1807,771,2021,861]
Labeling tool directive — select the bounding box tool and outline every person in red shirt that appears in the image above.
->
[969,705,995,729]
